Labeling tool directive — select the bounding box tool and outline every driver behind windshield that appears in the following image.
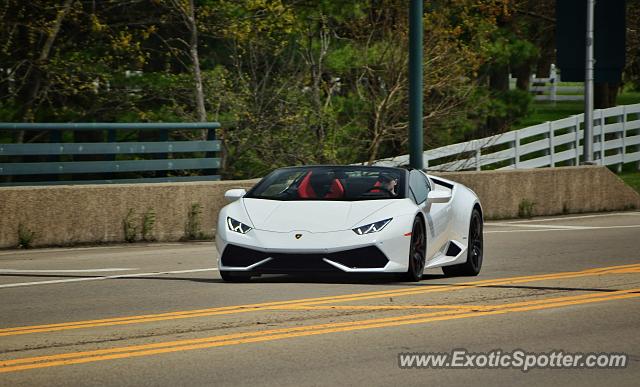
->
[372,174,398,197]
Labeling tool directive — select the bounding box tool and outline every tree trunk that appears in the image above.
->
[512,63,532,92]
[187,0,207,128]
[608,83,620,107]
[17,0,73,140]
[7,0,73,183]
[594,82,621,109]
[486,65,510,135]
[594,82,610,109]
[489,64,510,93]
[535,53,553,78]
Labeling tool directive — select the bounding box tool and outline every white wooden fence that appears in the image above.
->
[510,64,583,102]
[373,103,640,173]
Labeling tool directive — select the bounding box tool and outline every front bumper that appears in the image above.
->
[220,244,390,273]
[216,221,412,274]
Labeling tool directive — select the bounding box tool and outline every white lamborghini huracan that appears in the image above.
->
[216,165,483,282]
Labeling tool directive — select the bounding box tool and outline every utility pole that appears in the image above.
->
[583,0,595,164]
[409,0,423,170]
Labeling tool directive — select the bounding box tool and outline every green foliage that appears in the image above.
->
[487,89,533,130]
[485,35,539,69]
[184,203,207,240]
[0,0,561,178]
[141,208,156,242]
[123,209,138,243]
[518,199,536,219]
[122,207,156,243]
[618,164,640,194]
[17,224,35,249]
[624,1,640,91]
[325,43,361,72]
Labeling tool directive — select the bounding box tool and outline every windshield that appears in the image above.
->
[245,166,406,201]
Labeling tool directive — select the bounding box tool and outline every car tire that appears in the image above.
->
[220,270,251,282]
[442,208,483,277]
[402,216,426,282]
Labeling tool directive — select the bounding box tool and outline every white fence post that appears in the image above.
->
[597,109,604,165]
[615,106,626,173]
[575,115,581,166]
[637,114,640,171]
[637,110,640,171]
[548,121,555,167]
[514,131,520,168]
[475,142,481,171]
[550,64,557,103]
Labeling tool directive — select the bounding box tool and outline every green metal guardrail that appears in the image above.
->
[0,122,221,185]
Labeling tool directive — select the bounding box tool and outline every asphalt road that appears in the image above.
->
[1,211,639,386]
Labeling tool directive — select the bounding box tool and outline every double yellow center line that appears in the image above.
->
[1,263,639,337]
[1,287,638,373]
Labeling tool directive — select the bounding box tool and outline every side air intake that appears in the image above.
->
[445,241,462,257]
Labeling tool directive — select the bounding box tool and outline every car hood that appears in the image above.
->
[242,198,397,233]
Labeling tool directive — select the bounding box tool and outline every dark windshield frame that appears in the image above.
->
[245,166,408,201]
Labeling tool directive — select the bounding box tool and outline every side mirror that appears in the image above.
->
[224,189,246,202]
[427,190,452,205]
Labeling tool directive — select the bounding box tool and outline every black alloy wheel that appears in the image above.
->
[403,216,426,282]
[442,208,483,277]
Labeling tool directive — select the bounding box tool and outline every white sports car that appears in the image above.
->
[216,165,483,282]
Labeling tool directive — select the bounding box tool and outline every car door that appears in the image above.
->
[421,172,451,255]
[408,170,437,260]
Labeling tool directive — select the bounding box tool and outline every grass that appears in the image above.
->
[618,91,640,105]
[618,164,640,194]
[620,172,640,194]
[512,89,640,130]
[513,100,584,129]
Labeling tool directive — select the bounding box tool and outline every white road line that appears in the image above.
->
[0,242,215,257]
[487,223,589,230]
[0,268,138,274]
[486,224,640,233]
[0,268,218,289]
[486,212,640,225]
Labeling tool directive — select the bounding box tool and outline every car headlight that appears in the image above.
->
[226,217,252,234]
[352,218,392,235]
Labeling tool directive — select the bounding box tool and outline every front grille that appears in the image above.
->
[258,254,336,272]
[220,244,389,272]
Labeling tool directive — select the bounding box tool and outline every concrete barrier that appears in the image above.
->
[0,166,638,248]
[0,179,258,248]
[436,166,640,219]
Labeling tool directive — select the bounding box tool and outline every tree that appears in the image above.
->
[1,0,555,180]
[626,0,640,90]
